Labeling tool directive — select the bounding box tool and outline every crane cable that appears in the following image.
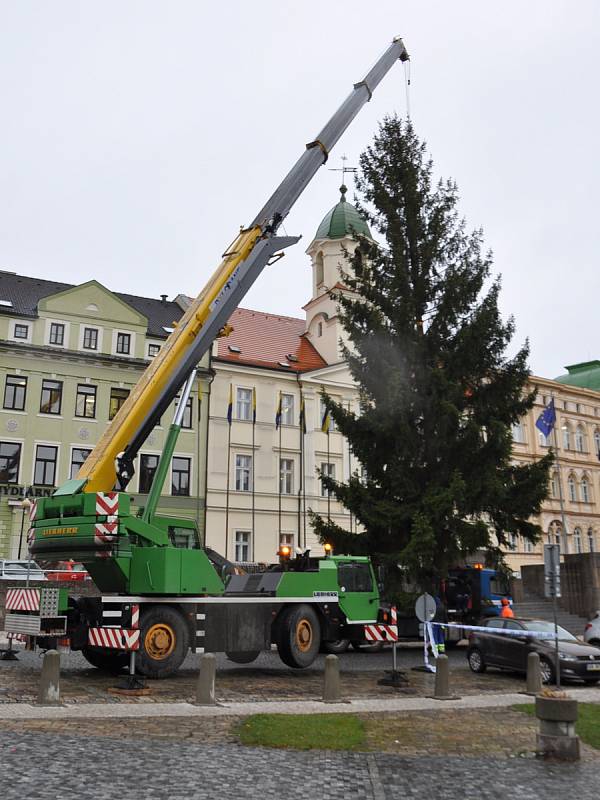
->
[404,58,411,119]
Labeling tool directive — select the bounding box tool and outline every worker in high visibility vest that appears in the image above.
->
[500,597,514,618]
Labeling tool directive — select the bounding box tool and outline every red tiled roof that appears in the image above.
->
[214,307,326,372]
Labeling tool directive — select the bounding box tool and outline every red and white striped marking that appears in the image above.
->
[96,492,119,517]
[94,522,118,546]
[88,627,140,650]
[6,589,41,611]
[364,606,398,642]
[28,500,37,522]
[131,604,139,629]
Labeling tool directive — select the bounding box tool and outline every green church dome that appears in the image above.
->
[555,361,600,392]
[314,185,372,241]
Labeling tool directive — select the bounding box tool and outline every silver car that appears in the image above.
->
[584,611,600,648]
[0,559,47,581]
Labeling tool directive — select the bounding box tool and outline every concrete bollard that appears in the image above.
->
[526,652,542,695]
[322,654,341,703]
[535,695,580,761]
[434,654,450,699]
[195,652,216,705]
[37,649,61,706]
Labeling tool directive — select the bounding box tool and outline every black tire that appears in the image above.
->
[81,647,129,674]
[467,647,486,673]
[322,639,350,654]
[226,650,260,664]
[276,604,321,668]
[136,605,189,679]
[351,641,385,653]
[539,657,555,685]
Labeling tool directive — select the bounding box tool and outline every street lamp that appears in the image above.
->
[18,497,31,559]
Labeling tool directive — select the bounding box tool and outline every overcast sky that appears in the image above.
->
[0,2,598,379]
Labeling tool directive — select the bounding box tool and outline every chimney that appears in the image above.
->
[160,294,168,305]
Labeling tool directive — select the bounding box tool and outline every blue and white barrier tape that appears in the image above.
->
[430,621,558,640]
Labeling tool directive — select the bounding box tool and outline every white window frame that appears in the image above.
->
[279,458,294,494]
[236,387,252,421]
[69,446,91,480]
[10,320,31,343]
[320,462,335,497]
[234,530,251,563]
[581,476,591,503]
[32,441,61,487]
[567,475,577,502]
[281,394,294,426]
[574,527,583,553]
[280,532,295,551]
[147,342,161,359]
[235,454,252,492]
[512,422,525,444]
[575,425,586,453]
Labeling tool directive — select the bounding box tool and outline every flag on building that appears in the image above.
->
[321,404,331,434]
[227,384,233,425]
[299,395,307,435]
[252,387,257,425]
[275,392,282,430]
[535,398,556,438]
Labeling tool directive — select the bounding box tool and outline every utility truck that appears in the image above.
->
[4,37,409,677]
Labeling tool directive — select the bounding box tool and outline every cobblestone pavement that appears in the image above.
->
[1,727,600,800]
[0,645,531,704]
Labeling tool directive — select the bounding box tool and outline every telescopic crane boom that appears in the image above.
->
[77,36,409,494]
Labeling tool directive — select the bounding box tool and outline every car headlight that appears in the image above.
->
[558,651,577,661]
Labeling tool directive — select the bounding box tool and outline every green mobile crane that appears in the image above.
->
[5,37,409,677]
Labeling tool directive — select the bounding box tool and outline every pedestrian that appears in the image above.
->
[499,597,514,618]
[432,592,447,653]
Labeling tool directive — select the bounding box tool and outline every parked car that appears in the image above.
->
[584,611,600,648]
[45,561,90,582]
[467,616,600,685]
[0,559,47,581]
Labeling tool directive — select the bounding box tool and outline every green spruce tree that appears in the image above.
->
[312,116,552,586]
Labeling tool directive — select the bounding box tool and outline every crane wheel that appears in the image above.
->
[276,604,321,668]
[136,606,189,679]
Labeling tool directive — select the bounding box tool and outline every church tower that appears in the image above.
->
[304,184,372,364]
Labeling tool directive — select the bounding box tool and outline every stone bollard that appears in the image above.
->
[526,652,542,695]
[37,649,61,706]
[195,652,217,706]
[322,654,341,703]
[535,695,580,761]
[431,654,458,700]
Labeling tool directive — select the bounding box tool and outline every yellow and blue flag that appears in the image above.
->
[227,384,233,425]
[299,395,307,435]
[252,387,257,425]
[275,392,282,430]
[321,404,331,434]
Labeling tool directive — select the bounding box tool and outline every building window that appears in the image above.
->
[236,388,252,421]
[148,343,160,358]
[581,476,591,503]
[3,375,27,411]
[588,528,595,553]
[234,531,250,563]
[280,532,294,551]
[235,454,252,492]
[40,380,63,415]
[574,527,583,553]
[320,398,336,431]
[171,456,191,496]
[317,321,323,337]
[594,430,600,458]
[575,425,586,452]
[49,322,65,346]
[315,252,324,286]
[523,538,533,554]
[70,448,91,479]
[175,396,193,429]
[567,475,577,502]
[109,388,130,420]
[13,323,29,339]
[0,441,21,483]
[550,472,559,498]
[139,454,159,493]
[538,431,551,447]
[280,458,294,494]
[82,327,98,350]
[512,422,525,444]
[116,332,131,355]
[508,533,517,550]
[75,384,97,418]
[562,424,571,450]
[34,445,58,486]
[321,462,335,497]
[281,394,294,426]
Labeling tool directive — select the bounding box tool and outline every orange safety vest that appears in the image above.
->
[500,605,514,618]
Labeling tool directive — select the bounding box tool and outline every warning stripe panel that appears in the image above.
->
[364,624,398,642]
[88,627,140,651]
[96,492,119,517]
[6,589,41,611]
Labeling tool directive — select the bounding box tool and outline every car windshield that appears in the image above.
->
[522,620,576,641]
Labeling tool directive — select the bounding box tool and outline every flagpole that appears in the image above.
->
[251,387,256,563]
[550,394,569,555]
[327,426,331,523]
[297,393,302,551]
[302,395,307,550]
[278,391,282,542]
[347,401,353,534]
[225,384,232,559]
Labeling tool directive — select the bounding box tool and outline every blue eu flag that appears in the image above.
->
[535,399,556,438]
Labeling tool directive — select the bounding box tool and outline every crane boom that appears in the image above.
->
[77,36,409,493]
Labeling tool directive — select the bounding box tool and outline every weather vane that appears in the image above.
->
[328,154,358,184]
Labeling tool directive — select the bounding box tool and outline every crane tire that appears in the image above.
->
[276,604,321,669]
[136,605,189,679]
